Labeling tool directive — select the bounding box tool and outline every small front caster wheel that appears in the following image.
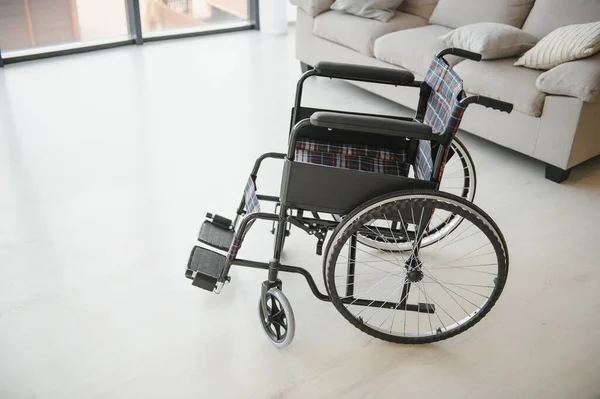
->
[258,288,295,348]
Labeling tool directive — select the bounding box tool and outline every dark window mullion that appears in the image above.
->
[249,0,260,30]
[126,0,143,45]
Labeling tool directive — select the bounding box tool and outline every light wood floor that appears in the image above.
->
[1,28,600,399]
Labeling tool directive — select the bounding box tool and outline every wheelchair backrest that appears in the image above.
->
[414,57,467,181]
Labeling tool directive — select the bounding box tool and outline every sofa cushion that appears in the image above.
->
[454,58,546,116]
[429,0,535,29]
[536,53,600,103]
[397,0,439,19]
[374,25,460,76]
[522,0,600,39]
[313,10,429,56]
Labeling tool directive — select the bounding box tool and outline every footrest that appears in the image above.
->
[198,220,234,251]
[185,246,228,291]
[206,213,233,229]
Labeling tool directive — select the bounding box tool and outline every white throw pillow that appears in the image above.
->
[442,23,538,60]
[515,22,600,70]
[330,0,406,22]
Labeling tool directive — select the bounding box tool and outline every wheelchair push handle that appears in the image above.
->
[437,48,483,62]
[460,95,514,114]
[312,61,416,86]
[476,96,514,113]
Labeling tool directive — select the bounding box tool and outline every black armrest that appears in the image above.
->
[313,61,416,86]
[309,112,434,140]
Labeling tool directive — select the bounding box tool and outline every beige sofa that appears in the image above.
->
[291,0,600,182]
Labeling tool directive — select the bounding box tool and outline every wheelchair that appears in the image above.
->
[185,48,513,347]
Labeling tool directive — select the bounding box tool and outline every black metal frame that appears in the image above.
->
[0,0,260,66]
[188,48,512,317]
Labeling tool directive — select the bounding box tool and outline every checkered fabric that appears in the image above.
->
[295,138,411,177]
[415,56,467,181]
[243,176,260,214]
[414,140,434,181]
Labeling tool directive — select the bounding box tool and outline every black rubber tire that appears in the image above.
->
[447,136,477,203]
[258,288,295,348]
[323,189,508,344]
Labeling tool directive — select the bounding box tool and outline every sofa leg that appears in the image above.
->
[545,164,572,183]
[300,62,313,73]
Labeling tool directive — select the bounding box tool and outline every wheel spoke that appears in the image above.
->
[421,268,473,317]
[363,279,409,324]
[364,223,408,264]
[412,281,459,328]
[420,279,434,334]
[274,323,281,340]
[419,278,492,298]
[335,275,403,289]
[349,276,407,317]
[338,245,408,273]
[272,320,287,331]
[375,281,413,333]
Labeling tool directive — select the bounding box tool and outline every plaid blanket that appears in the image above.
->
[295,138,410,177]
[243,176,260,214]
[415,57,467,181]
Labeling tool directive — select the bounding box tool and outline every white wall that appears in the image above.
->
[287,3,296,21]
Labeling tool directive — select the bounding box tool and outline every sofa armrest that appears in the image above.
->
[536,54,600,103]
[290,0,334,17]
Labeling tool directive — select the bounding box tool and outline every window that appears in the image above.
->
[141,0,252,38]
[0,0,129,56]
[0,0,256,61]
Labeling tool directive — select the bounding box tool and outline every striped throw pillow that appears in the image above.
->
[515,22,600,70]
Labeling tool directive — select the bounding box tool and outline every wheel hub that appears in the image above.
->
[407,269,424,282]
[405,256,424,282]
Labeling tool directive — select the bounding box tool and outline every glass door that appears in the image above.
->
[0,0,131,57]
[0,0,256,63]
[140,0,252,38]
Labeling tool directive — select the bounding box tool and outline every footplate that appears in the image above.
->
[186,246,228,291]
[198,220,234,251]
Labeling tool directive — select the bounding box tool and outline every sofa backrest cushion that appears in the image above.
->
[429,0,535,29]
[397,0,439,19]
[522,0,600,39]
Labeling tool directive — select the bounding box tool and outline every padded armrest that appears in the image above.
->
[314,62,416,86]
[310,112,434,140]
[536,53,600,103]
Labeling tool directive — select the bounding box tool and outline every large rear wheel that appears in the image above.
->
[324,189,507,344]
